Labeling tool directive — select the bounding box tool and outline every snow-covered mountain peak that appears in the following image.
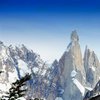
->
[0,42,48,99]
[0,31,100,100]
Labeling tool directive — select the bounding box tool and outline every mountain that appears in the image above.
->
[59,30,86,100]
[58,31,100,100]
[84,80,100,100]
[0,42,47,99]
[0,31,100,100]
[84,46,100,88]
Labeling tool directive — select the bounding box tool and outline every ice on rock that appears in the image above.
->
[0,42,46,99]
[85,87,93,91]
[0,31,100,100]
[18,59,31,77]
[72,78,85,96]
[71,70,77,77]
[55,97,63,100]
[32,67,39,73]
[84,46,100,88]
[91,66,95,71]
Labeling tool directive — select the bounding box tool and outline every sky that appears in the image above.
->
[0,0,100,62]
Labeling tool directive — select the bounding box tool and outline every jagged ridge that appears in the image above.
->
[0,31,100,100]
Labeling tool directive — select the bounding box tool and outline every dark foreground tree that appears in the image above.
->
[89,95,100,100]
[1,73,31,100]
[34,98,39,100]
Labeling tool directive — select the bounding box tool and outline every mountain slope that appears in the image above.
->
[0,31,100,100]
[59,30,86,100]
[0,42,47,99]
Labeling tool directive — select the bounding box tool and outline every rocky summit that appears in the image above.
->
[0,31,100,100]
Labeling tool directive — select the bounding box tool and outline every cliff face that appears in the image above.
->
[59,30,86,100]
[84,46,100,88]
[84,80,100,100]
[0,43,47,99]
[59,31,100,100]
[0,31,100,100]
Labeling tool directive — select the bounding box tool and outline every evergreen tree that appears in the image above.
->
[1,74,31,100]
[34,98,39,100]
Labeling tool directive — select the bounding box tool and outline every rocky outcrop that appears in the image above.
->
[84,80,100,100]
[59,30,86,100]
[84,46,100,88]
[0,31,100,100]
[58,30,100,100]
[67,30,84,74]
[0,42,47,99]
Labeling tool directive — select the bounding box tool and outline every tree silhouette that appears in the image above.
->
[0,71,44,100]
[89,95,100,100]
[34,98,39,100]
[1,73,31,100]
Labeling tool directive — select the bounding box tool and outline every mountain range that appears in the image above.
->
[0,31,100,100]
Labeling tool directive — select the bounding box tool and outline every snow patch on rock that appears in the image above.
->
[91,66,95,71]
[55,97,63,100]
[71,70,77,77]
[18,59,31,77]
[8,71,18,83]
[72,78,85,96]
[85,87,93,91]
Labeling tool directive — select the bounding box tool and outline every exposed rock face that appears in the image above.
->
[59,31,86,100]
[84,46,100,88]
[69,30,84,73]
[0,42,62,100]
[0,42,48,99]
[84,80,100,100]
[0,31,100,100]
[59,31,100,100]
[71,30,79,42]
